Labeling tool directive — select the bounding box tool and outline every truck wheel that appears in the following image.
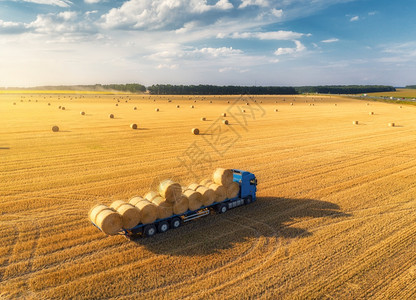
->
[158,221,169,233]
[144,224,157,237]
[218,204,227,214]
[171,217,181,229]
[244,195,253,205]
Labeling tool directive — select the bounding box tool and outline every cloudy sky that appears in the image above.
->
[0,0,415,87]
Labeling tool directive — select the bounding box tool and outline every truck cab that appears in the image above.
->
[232,169,257,201]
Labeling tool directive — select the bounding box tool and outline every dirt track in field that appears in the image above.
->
[1,93,415,299]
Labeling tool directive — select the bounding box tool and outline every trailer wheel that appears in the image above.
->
[158,221,169,233]
[171,217,181,229]
[244,195,253,205]
[218,204,227,214]
[144,224,157,237]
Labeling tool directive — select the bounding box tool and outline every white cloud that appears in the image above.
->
[350,16,359,22]
[230,30,307,40]
[321,38,339,43]
[157,64,179,69]
[101,0,233,30]
[0,20,26,34]
[84,0,102,3]
[368,11,377,16]
[274,40,306,56]
[21,0,72,7]
[239,0,270,9]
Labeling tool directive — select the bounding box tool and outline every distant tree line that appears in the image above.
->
[100,84,146,93]
[295,85,396,94]
[147,85,297,95]
[405,85,416,89]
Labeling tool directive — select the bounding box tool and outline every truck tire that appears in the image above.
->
[171,217,181,229]
[158,221,169,233]
[144,224,157,237]
[244,195,253,205]
[218,204,227,214]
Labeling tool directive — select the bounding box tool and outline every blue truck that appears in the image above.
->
[123,169,257,237]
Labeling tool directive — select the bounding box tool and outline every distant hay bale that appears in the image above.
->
[388,122,395,127]
[190,105,194,108]
[192,128,200,135]
[94,207,123,235]
[133,107,137,110]
[209,101,212,103]
[223,120,229,125]
[290,103,293,106]
[151,196,174,219]
[242,109,246,113]
[155,108,159,112]
[213,168,233,187]
[109,114,114,119]
[158,179,182,203]
[183,189,202,210]
[176,105,180,108]
[61,107,65,110]
[201,117,206,121]
[48,103,51,106]
[130,123,138,129]
[352,121,358,125]
[399,106,402,108]
[222,113,226,117]
[274,109,278,112]
[110,200,141,229]
[366,103,369,106]
[129,197,157,224]
[246,103,249,106]
[196,186,216,206]
[58,106,61,109]
[369,112,374,115]
[226,182,240,199]
[52,125,59,132]
[80,111,85,115]
[173,194,189,215]
[334,104,337,106]
[208,183,227,202]
[115,103,118,106]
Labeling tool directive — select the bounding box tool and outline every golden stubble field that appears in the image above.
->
[1,92,415,299]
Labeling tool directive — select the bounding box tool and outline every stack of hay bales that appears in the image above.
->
[186,183,216,206]
[212,168,239,199]
[129,197,157,224]
[110,200,141,229]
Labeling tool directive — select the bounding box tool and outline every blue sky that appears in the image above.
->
[0,0,415,87]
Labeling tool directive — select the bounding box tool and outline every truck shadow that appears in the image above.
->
[130,197,351,256]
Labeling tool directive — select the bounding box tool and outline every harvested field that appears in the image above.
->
[1,93,416,299]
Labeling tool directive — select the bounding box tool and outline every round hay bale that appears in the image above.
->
[151,196,174,219]
[155,108,160,112]
[110,200,141,229]
[246,102,249,106]
[52,125,59,132]
[48,103,51,106]
[222,113,226,117]
[133,107,137,110]
[334,104,337,106]
[176,105,180,108]
[187,183,201,191]
[208,183,227,202]
[226,181,240,199]
[58,106,61,109]
[366,103,369,106]
[88,204,109,224]
[129,197,157,224]
[290,103,293,106]
[223,120,229,125]
[95,208,123,235]
[196,186,216,206]
[144,191,160,202]
[115,103,118,106]
[213,168,233,187]
[369,112,374,115]
[190,105,194,108]
[274,109,278,112]
[80,111,85,115]
[242,109,246,113]
[173,194,189,215]
[209,101,212,103]
[200,178,213,186]
[130,123,138,129]
[352,121,358,125]
[13,102,16,105]
[61,107,65,110]
[158,180,182,203]
[399,106,402,108]
[192,128,200,135]
[201,117,206,121]
[183,190,202,211]
[109,114,114,119]
[388,122,395,127]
